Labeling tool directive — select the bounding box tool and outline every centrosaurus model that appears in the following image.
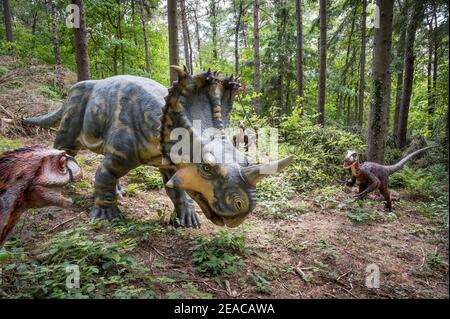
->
[343,146,434,211]
[24,67,293,228]
[0,145,82,247]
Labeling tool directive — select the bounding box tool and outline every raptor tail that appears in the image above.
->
[22,106,63,128]
[386,146,436,175]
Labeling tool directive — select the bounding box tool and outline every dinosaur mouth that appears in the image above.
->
[187,191,245,227]
[343,160,354,169]
[29,185,73,208]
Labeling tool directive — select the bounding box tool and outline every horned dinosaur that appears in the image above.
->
[0,145,82,247]
[24,66,293,228]
[343,146,434,210]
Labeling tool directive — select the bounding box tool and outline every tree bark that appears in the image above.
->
[393,25,406,137]
[295,0,304,114]
[317,0,327,126]
[2,0,13,42]
[50,0,63,91]
[210,0,218,60]
[139,0,151,76]
[395,1,424,148]
[168,0,179,83]
[366,0,393,163]
[357,0,367,127]
[179,0,192,73]
[194,1,202,69]
[71,0,90,81]
[253,0,261,114]
[234,0,243,75]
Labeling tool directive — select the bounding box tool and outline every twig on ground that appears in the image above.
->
[47,216,78,232]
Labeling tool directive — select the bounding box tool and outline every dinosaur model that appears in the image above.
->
[24,67,293,228]
[343,146,434,210]
[0,145,82,247]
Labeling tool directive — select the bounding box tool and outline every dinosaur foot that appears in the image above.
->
[172,206,201,228]
[89,206,123,221]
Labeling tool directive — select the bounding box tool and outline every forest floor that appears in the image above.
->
[0,58,448,299]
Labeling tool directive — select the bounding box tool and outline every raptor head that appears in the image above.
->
[0,145,82,247]
[343,150,359,169]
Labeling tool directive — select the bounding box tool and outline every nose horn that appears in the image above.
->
[242,155,294,187]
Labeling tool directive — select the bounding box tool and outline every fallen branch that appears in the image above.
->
[48,216,78,232]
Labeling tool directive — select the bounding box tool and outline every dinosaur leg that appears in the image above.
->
[159,168,201,228]
[116,181,126,199]
[380,186,392,212]
[90,157,133,221]
[358,183,368,194]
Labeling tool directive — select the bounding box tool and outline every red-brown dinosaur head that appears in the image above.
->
[0,145,82,247]
[343,150,359,169]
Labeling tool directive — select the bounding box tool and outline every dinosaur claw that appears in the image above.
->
[89,206,122,221]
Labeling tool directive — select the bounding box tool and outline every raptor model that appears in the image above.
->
[343,146,434,210]
[0,145,82,247]
[24,67,293,228]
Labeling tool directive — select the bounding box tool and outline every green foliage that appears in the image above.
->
[127,166,164,190]
[112,218,167,243]
[0,137,22,153]
[390,165,448,201]
[249,272,272,295]
[1,224,154,298]
[280,110,366,192]
[192,230,247,277]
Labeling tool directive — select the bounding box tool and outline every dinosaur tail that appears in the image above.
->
[385,146,436,175]
[22,106,63,128]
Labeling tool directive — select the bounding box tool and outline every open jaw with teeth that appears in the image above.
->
[343,159,355,169]
[0,145,82,247]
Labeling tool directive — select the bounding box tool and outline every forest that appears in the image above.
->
[0,0,448,299]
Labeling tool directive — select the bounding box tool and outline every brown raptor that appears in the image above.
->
[0,145,82,247]
[343,146,434,211]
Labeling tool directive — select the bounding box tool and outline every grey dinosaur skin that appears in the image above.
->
[343,146,434,211]
[24,69,293,228]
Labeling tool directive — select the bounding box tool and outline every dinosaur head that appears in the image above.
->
[167,152,294,227]
[161,67,294,227]
[0,145,82,247]
[343,150,359,169]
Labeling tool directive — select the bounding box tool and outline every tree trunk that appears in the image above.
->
[2,0,13,42]
[366,0,393,163]
[139,0,151,76]
[194,3,202,69]
[168,0,179,83]
[357,0,367,127]
[393,26,406,137]
[234,1,243,75]
[317,0,327,126]
[50,0,63,91]
[295,0,304,114]
[253,0,261,114]
[395,1,424,148]
[210,0,218,60]
[179,0,192,73]
[71,0,90,81]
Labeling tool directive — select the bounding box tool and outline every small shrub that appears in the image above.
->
[280,110,366,192]
[1,225,154,298]
[192,230,247,277]
[128,166,164,190]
